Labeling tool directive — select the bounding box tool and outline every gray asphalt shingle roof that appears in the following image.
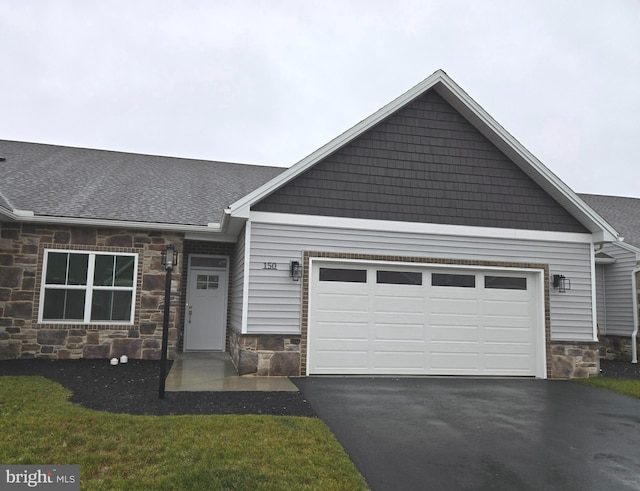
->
[579,193,640,249]
[0,140,285,226]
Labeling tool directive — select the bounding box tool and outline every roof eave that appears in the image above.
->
[613,240,640,258]
[0,209,229,236]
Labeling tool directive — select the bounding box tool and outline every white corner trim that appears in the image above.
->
[241,221,252,334]
[589,242,599,342]
[249,211,594,244]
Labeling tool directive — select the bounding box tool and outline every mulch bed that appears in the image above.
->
[1,358,638,416]
[599,358,640,379]
[0,358,315,417]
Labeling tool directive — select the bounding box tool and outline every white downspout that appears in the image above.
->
[631,266,640,364]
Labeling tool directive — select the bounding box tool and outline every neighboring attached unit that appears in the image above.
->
[579,194,640,363]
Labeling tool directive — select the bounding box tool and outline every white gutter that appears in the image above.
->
[632,266,640,364]
[0,207,223,234]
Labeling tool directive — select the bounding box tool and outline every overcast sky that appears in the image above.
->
[1,1,639,197]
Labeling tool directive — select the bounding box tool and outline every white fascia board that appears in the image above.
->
[229,70,448,217]
[613,241,640,261]
[0,208,32,220]
[1,211,225,235]
[250,211,594,244]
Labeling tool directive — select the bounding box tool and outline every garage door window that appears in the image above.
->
[432,273,475,288]
[319,268,367,283]
[485,276,527,290]
[377,270,422,285]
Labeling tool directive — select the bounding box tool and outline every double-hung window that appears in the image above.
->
[40,250,138,324]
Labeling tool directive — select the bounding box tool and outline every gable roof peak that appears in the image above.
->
[228,71,619,242]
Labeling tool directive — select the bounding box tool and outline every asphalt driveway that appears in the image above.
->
[293,377,640,491]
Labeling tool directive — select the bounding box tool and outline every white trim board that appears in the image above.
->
[250,211,595,244]
[241,221,252,334]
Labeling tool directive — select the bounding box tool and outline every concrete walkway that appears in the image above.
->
[165,352,298,392]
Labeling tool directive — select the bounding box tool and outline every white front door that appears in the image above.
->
[184,264,228,351]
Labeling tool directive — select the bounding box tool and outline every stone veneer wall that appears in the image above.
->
[0,222,183,360]
[549,342,599,378]
[599,335,640,362]
[228,329,300,376]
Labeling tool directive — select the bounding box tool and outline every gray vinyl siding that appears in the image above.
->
[229,225,246,331]
[246,220,594,340]
[598,244,637,336]
[253,90,587,234]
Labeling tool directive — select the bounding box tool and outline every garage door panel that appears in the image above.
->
[313,351,369,371]
[429,315,482,328]
[484,326,531,343]
[314,321,369,340]
[314,292,369,313]
[431,325,478,342]
[483,299,530,317]
[431,352,480,369]
[482,316,530,327]
[430,341,480,353]
[483,340,533,352]
[430,298,479,315]
[374,294,425,314]
[373,350,425,369]
[308,262,542,377]
[483,353,534,371]
[374,323,425,341]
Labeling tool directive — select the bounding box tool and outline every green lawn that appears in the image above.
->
[574,376,640,399]
[0,376,369,491]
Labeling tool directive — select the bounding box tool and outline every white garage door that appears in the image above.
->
[307,260,545,378]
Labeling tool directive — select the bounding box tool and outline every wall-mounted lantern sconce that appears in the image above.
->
[290,261,302,281]
[552,274,571,293]
[161,243,179,271]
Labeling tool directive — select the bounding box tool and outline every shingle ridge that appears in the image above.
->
[0,139,283,170]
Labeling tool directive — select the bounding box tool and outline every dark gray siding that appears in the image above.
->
[254,91,587,233]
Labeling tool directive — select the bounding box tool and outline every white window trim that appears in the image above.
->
[38,249,138,325]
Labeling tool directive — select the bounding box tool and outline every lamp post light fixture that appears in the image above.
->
[161,243,178,270]
[159,244,178,399]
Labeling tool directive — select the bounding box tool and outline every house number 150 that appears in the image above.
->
[263,262,278,270]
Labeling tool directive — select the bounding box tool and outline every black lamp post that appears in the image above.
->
[159,244,178,399]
